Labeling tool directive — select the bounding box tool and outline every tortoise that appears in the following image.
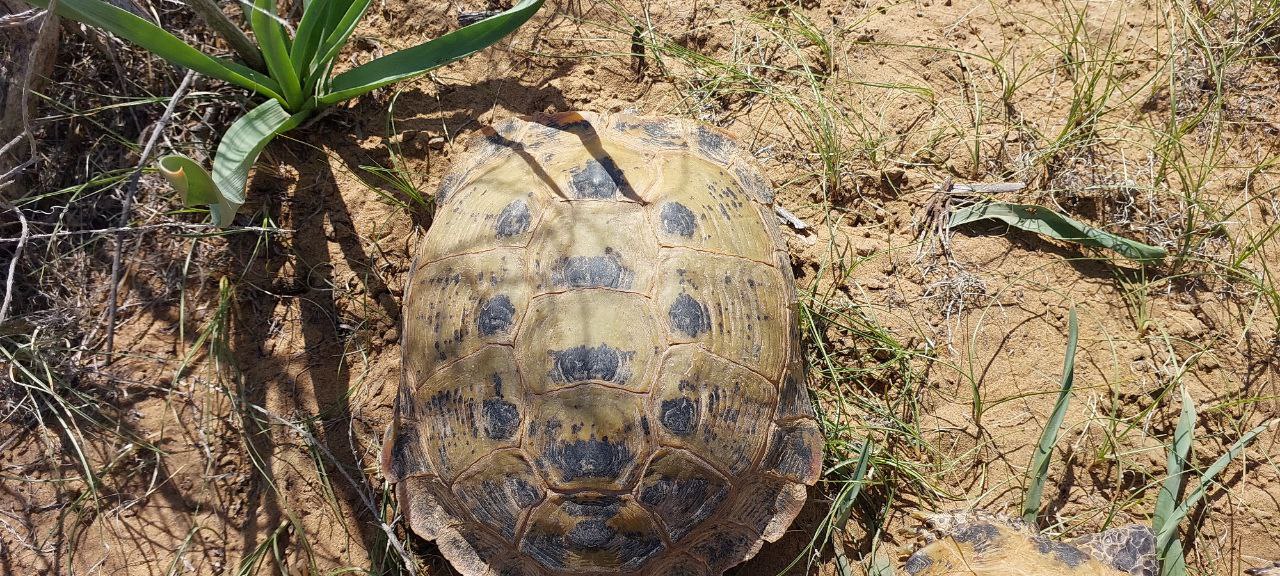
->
[903,511,1158,576]
[382,111,824,576]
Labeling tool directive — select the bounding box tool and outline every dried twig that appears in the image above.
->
[103,70,196,363]
[0,222,288,243]
[0,7,42,28]
[0,1,56,194]
[0,203,28,324]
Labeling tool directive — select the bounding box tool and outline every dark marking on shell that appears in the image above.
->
[669,293,711,337]
[777,370,816,420]
[547,437,634,481]
[454,471,544,540]
[552,250,632,289]
[550,344,633,384]
[388,426,427,480]
[436,172,465,205]
[543,114,595,135]
[1033,536,1090,567]
[660,202,697,237]
[569,157,624,199]
[952,522,1000,553]
[639,475,727,540]
[694,125,734,165]
[689,527,755,572]
[494,199,531,237]
[659,397,697,435]
[762,425,819,482]
[734,165,775,204]
[477,295,515,336]
[521,496,664,572]
[482,398,520,440]
[903,552,934,575]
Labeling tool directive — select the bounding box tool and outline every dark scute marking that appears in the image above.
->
[1106,526,1156,576]
[477,295,515,336]
[511,477,544,508]
[522,496,663,572]
[459,475,542,540]
[639,475,727,539]
[482,398,520,440]
[669,293,711,337]
[952,522,1000,552]
[764,426,817,482]
[691,529,753,570]
[778,371,817,419]
[547,438,634,481]
[553,251,632,289]
[567,519,613,548]
[436,172,464,205]
[521,533,568,571]
[903,552,934,575]
[389,427,424,480]
[1034,535,1089,567]
[735,166,776,204]
[569,157,624,199]
[494,199,531,237]
[659,202,697,237]
[544,115,594,135]
[659,397,697,435]
[550,344,632,383]
[695,125,734,164]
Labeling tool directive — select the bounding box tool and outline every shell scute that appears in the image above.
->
[519,494,666,573]
[650,346,776,475]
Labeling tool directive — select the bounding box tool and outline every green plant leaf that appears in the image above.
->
[164,100,310,227]
[157,154,229,213]
[320,0,544,104]
[21,0,284,100]
[1154,386,1195,576]
[1022,306,1078,525]
[248,0,304,108]
[1158,417,1273,576]
[306,0,374,82]
[948,202,1167,263]
[291,0,343,78]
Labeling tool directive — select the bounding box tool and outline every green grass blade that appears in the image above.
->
[21,0,284,100]
[320,0,543,104]
[1022,306,1078,525]
[948,202,1167,263]
[161,101,309,226]
[247,0,304,108]
[830,438,874,533]
[1154,386,1195,576]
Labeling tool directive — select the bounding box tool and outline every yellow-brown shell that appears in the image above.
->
[382,112,822,576]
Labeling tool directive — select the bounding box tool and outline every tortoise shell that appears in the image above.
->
[905,512,1157,576]
[382,112,823,575]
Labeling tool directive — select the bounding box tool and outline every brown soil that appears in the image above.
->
[2,0,1278,574]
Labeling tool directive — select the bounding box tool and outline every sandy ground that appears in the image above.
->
[1,0,1278,574]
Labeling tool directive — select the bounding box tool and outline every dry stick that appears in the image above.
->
[103,70,196,363]
[0,203,29,324]
[0,222,287,242]
[0,2,55,192]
